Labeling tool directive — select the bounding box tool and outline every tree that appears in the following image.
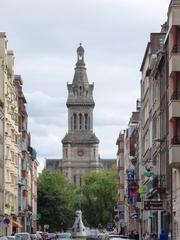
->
[79,167,118,228]
[37,171,77,232]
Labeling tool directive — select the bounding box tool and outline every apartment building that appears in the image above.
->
[28,144,38,233]
[0,32,38,235]
[0,80,4,236]
[116,109,140,236]
[137,0,180,237]
[140,32,168,235]
[0,33,19,235]
[14,76,38,233]
[14,75,30,232]
[116,131,125,234]
[167,0,180,238]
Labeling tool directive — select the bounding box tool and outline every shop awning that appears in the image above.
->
[13,220,23,228]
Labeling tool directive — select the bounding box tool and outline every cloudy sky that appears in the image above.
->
[0,0,170,171]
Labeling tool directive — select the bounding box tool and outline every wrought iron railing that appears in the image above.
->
[171,136,180,145]
[172,44,180,53]
[152,174,166,189]
[171,91,180,100]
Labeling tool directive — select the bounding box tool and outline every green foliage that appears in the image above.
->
[80,167,118,228]
[37,168,118,231]
[0,99,4,109]
[37,171,77,232]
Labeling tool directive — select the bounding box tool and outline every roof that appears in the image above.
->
[140,42,150,72]
[62,132,99,144]
[101,159,116,169]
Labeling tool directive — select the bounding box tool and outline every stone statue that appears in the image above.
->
[71,210,87,237]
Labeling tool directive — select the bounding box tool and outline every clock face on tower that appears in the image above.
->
[77,149,84,156]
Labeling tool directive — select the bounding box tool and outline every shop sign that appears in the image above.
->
[144,200,164,210]
[143,172,155,177]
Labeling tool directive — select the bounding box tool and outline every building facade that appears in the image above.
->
[115,1,180,239]
[0,65,4,236]
[0,33,20,235]
[0,33,38,235]
[116,109,140,236]
[167,1,180,238]
[14,75,38,233]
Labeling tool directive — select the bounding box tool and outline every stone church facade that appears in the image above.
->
[61,44,102,185]
[45,45,116,185]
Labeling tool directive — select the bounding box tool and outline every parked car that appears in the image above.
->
[47,233,56,240]
[104,233,130,240]
[30,234,38,240]
[0,237,8,240]
[56,233,71,240]
[7,237,15,240]
[35,233,42,240]
[15,232,31,240]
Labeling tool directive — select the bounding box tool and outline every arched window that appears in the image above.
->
[94,148,96,158]
[70,117,72,130]
[79,86,83,96]
[65,149,68,158]
[80,176,82,187]
[74,175,76,184]
[79,113,82,129]
[73,114,77,129]
[85,113,88,129]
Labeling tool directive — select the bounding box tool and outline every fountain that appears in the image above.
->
[71,210,88,237]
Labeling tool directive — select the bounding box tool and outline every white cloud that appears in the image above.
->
[0,0,171,172]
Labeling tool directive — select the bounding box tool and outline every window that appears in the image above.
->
[70,117,72,130]
[80,176,82,187]
[94,149,96,158]
[85,113,88,129]
[73,114,77,129]
[74,175,76,184]
[79,86,81,96]
[79,114,82,129]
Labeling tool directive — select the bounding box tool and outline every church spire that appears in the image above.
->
[76,43,85,65]
[72,44,89,87]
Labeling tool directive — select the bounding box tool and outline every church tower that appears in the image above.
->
[62,44,102,185]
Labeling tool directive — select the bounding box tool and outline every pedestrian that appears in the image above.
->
[159,230,168,240]
[142,233,146,240]
[143,231,150,240]
[129,230,135,239]
[133,230,139,240]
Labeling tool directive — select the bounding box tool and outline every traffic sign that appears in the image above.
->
[3,218,10,225]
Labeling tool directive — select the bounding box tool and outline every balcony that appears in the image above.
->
[171,91,180,100]
[172,45,180,54]
[169,49,180,75]
[168,9,180,31]
[169,100,180,120]
[21,170,28,178]
[146,175,166,197]
[169,142,180,168]
[171,136,180,144]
